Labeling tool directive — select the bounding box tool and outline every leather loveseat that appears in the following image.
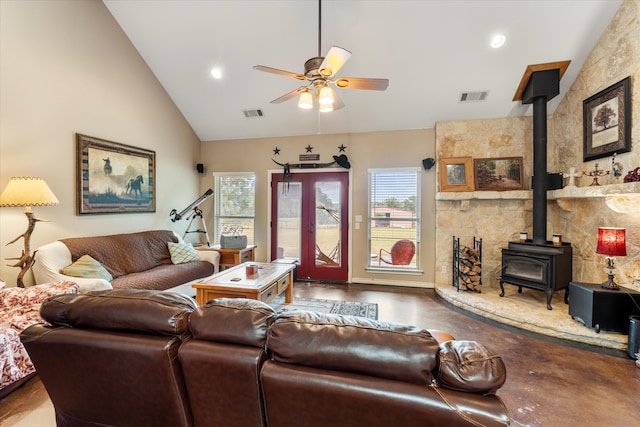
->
[31,230,219,295]
[21,290,511,427]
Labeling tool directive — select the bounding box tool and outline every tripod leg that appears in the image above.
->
[184,215,198,240]
[199,215,211,247]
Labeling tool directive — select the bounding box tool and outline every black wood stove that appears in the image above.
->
[500,63,573,310]
[500,241,572,310]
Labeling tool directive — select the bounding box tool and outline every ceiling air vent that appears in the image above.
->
[242,109,264,118]
[459,91,489,103]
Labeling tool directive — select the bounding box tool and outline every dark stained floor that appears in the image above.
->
[1,282,639,426]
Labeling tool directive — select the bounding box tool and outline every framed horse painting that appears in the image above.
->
[76,133,156,214]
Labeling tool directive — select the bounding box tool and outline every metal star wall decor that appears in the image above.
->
[273,147,280,155]
[338,144,346,152]
[305,145,313,153]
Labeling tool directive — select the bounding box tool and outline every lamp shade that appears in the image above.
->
[596,227,627,257]
[298,89,313,109]
[318,86,334,105]
[0,177,59,208]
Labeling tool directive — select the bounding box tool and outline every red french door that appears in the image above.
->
[271,171,349,281]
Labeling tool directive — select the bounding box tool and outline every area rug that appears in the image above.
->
[270,297,378,320]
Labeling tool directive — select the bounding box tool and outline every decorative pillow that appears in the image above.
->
[60,254,113,281]
[168,242,200,264]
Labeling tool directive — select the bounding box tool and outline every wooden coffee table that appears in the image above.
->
[192,261,295,305]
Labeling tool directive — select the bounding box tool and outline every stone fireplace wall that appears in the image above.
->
[434,118,534,289]
[548,0,640,286]
[434,0,640,290]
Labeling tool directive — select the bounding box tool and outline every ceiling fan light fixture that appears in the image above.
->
[319,102,334,113]
[298,90,313,109]
[319,86,334,104]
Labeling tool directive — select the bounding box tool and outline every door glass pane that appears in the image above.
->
[315,181,341,267]
[275,182,301,261]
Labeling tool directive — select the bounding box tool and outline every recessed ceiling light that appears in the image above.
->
[490,34,506,49]
[210,68,222,79]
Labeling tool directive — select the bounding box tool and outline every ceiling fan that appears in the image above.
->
[253,0,389,112]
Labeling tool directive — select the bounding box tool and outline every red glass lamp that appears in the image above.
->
[596,227,627,290]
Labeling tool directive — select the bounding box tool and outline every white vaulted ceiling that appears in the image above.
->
[103,0,623,141]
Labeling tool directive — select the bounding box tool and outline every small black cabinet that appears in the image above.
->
[568,282,640,333]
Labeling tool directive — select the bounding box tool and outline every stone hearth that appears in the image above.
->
[434,281,640,352]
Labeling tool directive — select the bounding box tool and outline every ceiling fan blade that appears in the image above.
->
[319,46,352,77]
[253,65,306,81]
[334,77,389,91]
[270,86,308,104]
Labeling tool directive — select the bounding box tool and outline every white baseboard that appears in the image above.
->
[350,277,434,289]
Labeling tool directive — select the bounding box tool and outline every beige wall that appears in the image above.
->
[200,129,436,286]
[434,0,640,289]
[0,0,202,286]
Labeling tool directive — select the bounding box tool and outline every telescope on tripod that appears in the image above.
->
[169,188,214,246]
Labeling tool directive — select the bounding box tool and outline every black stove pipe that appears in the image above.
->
[532,96,548,245]
[521,67,561,245]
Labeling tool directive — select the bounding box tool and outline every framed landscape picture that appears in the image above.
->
[76,134,156,214]
[438,157,474,192]
[473,157,523,191]
[583,76,631,162]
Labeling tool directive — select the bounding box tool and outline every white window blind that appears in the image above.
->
[368,168,420,270]
[213,173,256,245]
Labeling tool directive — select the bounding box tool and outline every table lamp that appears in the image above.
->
[0,177,59,287]
[596,227,626,290]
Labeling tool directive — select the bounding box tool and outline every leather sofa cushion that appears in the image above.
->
[267,311,440,385]
[436,340,507,395]
[40,289,197,338]
[190,298,277,347]
[61,230,178,278]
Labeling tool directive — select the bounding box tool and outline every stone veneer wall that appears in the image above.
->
[434,117,534,289]
[549,0,640,286]
[435,0,640,289]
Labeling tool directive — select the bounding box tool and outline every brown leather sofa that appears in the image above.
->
[21,290,510,427]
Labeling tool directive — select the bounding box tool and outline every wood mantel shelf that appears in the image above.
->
[436,190,531,201]
[436,182,640,213]
[548,181,640,199]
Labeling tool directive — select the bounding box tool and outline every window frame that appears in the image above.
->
[367,167,421,272]
[213,172,256,246]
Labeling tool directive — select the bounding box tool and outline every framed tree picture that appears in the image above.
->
[583,77,631,162]
[438,157,474,192]
[473,157,523,191]
[76,134,156,214]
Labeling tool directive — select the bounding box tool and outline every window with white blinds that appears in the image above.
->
[368,168,420,270]
[213,173,255,245]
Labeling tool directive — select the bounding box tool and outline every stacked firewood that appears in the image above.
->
[458,245,482,292]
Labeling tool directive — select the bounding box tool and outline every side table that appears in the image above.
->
[568,281,640,333]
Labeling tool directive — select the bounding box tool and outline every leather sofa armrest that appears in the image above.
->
[33,241,113,293]
[435,340,507,395]
[195,250,220,273]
